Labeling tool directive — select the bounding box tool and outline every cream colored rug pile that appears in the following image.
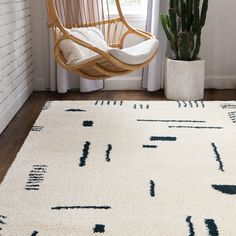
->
[0,101,236,236]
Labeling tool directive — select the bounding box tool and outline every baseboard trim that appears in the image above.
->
[105,76,236,90]
[0,81,34,134]
[205,76,236,89]
[34,76,236,91]
[104,76,142,90]
[34,76,143,91]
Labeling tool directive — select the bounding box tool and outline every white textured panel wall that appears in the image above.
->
[0,0,34,134]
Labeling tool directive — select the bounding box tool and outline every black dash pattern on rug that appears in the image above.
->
[105,144,112,162]
[31,126,44,132]
[134,104,149,109]
[66,109,86,112]
[0,215,7,231]
[143,145,157,148]
[93,224,105,233]
[211,143,224,172]
[168,126,223,129]
[177,101,205,108]
[205,219,219,236]
[25,165,47,191]
[220,103,236,109]
[137,119,206,123]
[150,136,177,141]
[212,185,236,195]
[186,216,195,236]
[83,121,94,127]
[79,141,91,167]
[31,231,39,236]
[150,180,155,197]
[0,215,7,225]
[51,205,111,210]
[95,100,123,106]
[228,111,236,124]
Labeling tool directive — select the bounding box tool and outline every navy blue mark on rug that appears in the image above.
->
[95,100,123,106]
[25,165,47,191]
[93,224,105,233]
[211,143,224,172]
[168,126,223,129]
[150,180,155,197]
[137,119,206,123]
[0,215,7,225]
[228,111,236,124]
[42,101,52,110]
[105,144,112,162]
[186,216,195,236]
[143,145,157,148]
[212,185,236,195]
[177,101,205,108]
[220,103,236,109]
[79,141,91,167]
[66,109,86,112]
[31,126,44,132]
[134,104,149,109]
[51,205,111,210]
[0,215,7,231]
[205,219,219,236]
[83,121,94,127]
[150,136,177,141]
[31,231,39,236]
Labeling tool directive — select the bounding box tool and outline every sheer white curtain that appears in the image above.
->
[49,0,104,93]
[142,0,170,91]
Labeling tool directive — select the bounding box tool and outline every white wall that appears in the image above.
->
[32,0,236,91]
[200,0,236,88]
[0,0,34,134]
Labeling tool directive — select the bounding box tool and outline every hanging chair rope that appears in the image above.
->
[45,0,158,80]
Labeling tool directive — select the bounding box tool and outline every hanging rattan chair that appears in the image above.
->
[46,0,159,80]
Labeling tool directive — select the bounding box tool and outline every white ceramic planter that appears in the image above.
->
[165,58,205,101]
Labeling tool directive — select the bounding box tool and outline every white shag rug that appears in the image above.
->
[0,100,236,236]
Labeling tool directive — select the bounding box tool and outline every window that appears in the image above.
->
[108,0,148,16]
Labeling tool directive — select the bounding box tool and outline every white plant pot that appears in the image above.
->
[165,58,205,101]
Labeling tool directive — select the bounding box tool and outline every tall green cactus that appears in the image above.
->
[161,0,208,61]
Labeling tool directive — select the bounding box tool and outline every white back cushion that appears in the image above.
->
[60,27,108,64]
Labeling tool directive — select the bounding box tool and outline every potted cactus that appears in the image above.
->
[161,0,209,100]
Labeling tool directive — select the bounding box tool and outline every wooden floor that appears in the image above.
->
[0,90,236,183]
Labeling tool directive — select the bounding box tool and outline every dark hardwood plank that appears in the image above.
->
[0,90,235,183]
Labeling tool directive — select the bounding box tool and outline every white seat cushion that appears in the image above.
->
[60,27,159,66]
[108,39,159,65]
